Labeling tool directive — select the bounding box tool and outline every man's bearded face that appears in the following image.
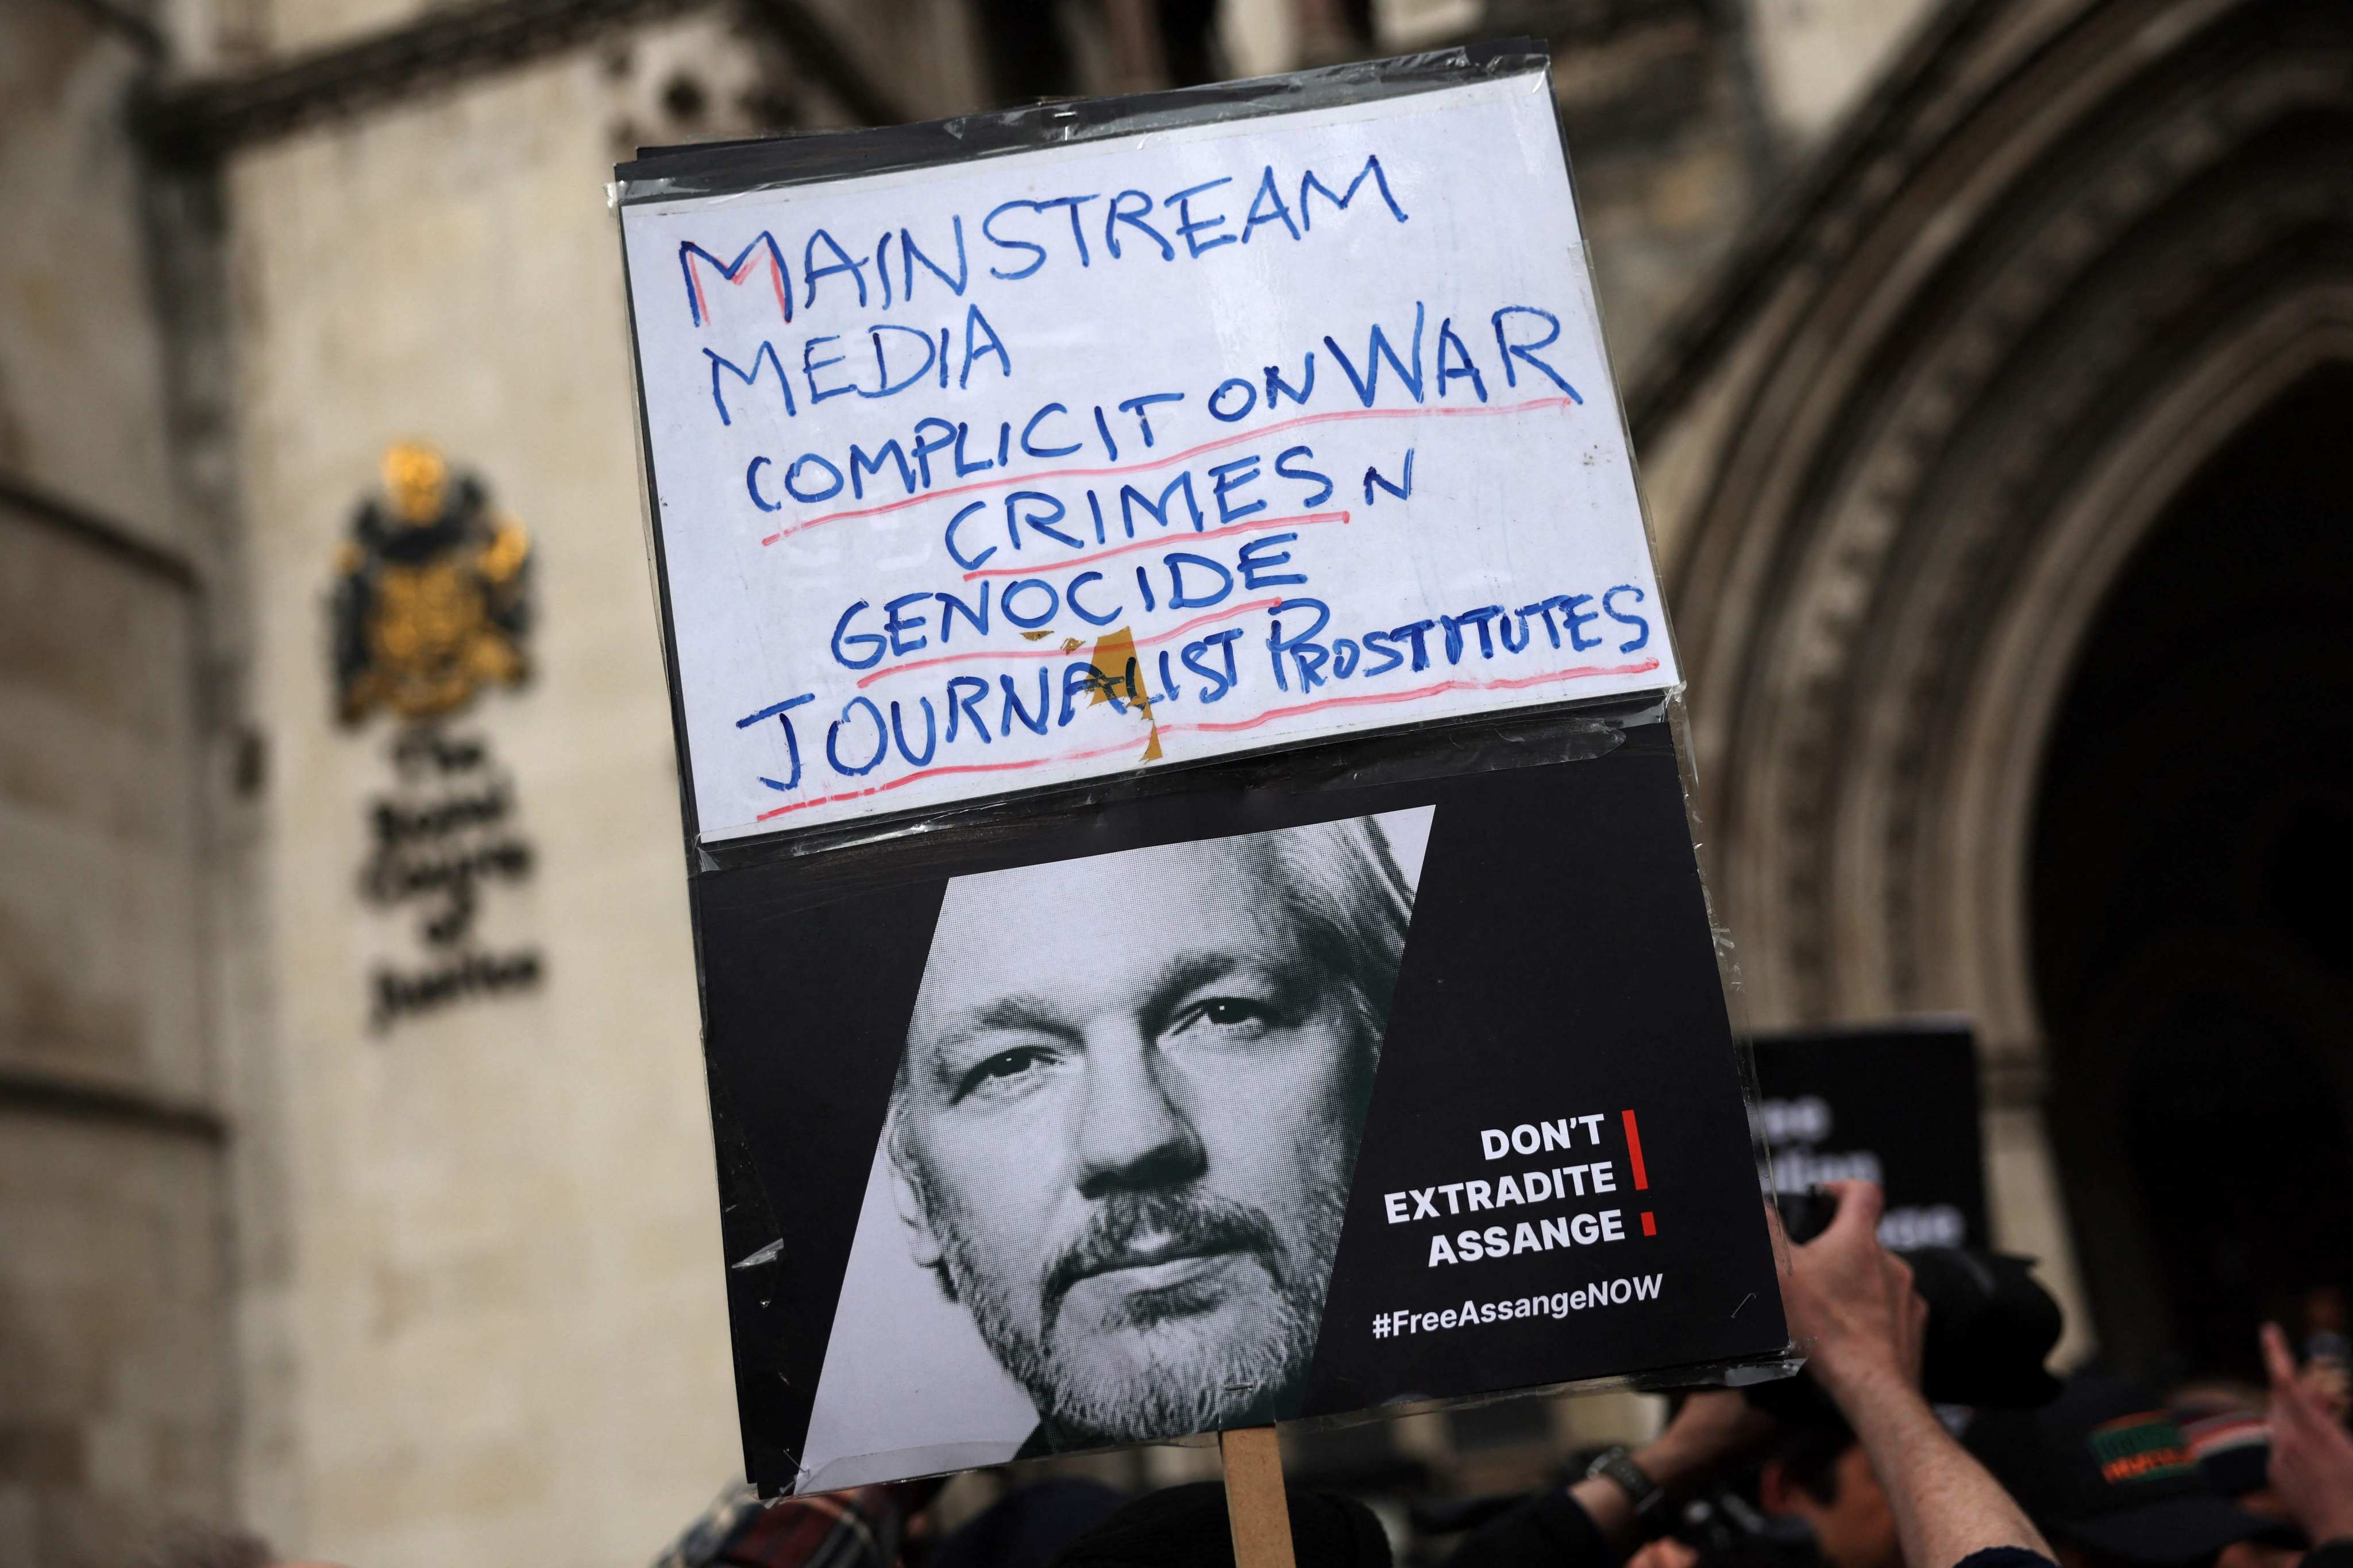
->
[889,836,1376,1444]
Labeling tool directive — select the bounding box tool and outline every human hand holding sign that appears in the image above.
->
[2261,1320,2353,1544]
[1779,1181,2049,1568]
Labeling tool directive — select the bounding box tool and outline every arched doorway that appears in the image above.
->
[2031,366,2353,1379]
[1631,0,2353,1347]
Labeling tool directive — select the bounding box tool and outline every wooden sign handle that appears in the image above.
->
[1220,1426,1298,1568]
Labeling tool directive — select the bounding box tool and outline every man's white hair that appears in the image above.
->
[887,813,1414,1121]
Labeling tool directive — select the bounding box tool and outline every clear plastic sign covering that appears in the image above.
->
[616,43,1789,1499]
[619,51,1676,845]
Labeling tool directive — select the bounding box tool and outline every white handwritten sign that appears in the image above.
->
[620,70,1676,843]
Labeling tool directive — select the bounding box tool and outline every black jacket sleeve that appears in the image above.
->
[1441,1487,1616,1568]
[1950,1548,2059,1568]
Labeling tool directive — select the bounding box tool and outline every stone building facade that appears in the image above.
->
[8,0,2346,1561]
[3,6,241,1563]
[1632,0,2353,1381]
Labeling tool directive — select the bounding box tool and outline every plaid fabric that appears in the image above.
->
[654,1482,905,1568]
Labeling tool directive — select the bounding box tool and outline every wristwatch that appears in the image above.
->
[1584,1446,1666,1524]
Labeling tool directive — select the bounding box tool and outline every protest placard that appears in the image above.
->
[618,49,1677,845]
[616,46,1789,1499]
[691,726,1787,1492]
[1749,1022,1989,1250]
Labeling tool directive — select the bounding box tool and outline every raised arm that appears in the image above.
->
[1781,1181,2053,1568]
[2260,1320,2353,1547]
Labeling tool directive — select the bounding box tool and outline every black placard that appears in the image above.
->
[1748,1023,1988,1250]
[697,720,1787,1494]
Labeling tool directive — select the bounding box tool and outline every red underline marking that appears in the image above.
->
[754,651,1661,822]
[1623,1109,1650,1190]
[961,510,1350,581]
[1163,658,1661,736]
[853,597,1280,689]
[757,396,1576,545]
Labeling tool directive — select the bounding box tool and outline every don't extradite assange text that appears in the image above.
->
[1372,1273,1667,1339]
[1383,1110,1661,1268]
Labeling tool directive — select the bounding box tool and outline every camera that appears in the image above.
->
[1756,1186,2062,1416]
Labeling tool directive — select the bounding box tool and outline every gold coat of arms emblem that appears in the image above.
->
[333,442,533,724]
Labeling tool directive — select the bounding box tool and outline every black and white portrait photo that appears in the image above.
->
[696,729,1793,1496]
[795,808,1433,1488]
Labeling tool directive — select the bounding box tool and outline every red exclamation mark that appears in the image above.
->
[1624,1109,1655,1237]
[1622,1109,1650,1189]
